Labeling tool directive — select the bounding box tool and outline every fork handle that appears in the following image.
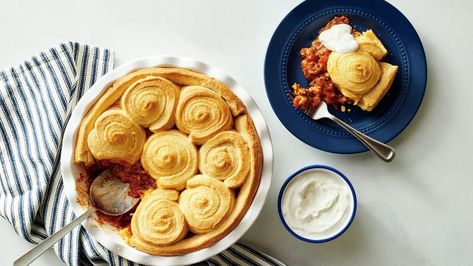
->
[330,116,395,162]
[14,210,92,266]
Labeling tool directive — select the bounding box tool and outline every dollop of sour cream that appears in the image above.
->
[281,168,354,240]
[319,24,359,53]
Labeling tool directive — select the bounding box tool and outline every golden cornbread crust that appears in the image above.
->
[74,67,246,165]
[74,67,263,256]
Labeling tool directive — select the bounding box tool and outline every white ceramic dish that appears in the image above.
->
[60,56,273,266]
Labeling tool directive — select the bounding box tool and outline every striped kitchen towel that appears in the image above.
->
[0,42,285,266]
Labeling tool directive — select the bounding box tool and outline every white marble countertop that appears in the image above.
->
[1,0,472,265]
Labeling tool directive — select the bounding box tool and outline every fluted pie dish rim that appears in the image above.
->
[60,56,273,266]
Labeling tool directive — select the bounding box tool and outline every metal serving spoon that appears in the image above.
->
[308,101,395,162]
[14,170,139,266]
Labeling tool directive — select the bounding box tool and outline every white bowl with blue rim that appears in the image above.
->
[278,165,357,243]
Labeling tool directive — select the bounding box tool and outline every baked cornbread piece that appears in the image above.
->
[141,130,198,191]
[327,28,397,111]
[175,86,233,145]
[74,67,263,256]
[357,62,398,111]
[87,109,146,164]
[199,130,251,189]
[355,29,388,60]
[120,76,180,130]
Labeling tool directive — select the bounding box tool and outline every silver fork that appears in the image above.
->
[307,101,395,162]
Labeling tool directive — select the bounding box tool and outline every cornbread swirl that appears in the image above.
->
[121,76,180,130]
[129,189,188,247]
[141,130,198,191]
[74,66,263,256]
[199,131,250,188]
[87,109,146,164]
[327,51,382,100]
[179,175,235,234]
[175,86,233,145]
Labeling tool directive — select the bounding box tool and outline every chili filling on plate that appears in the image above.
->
[292,16,357,111]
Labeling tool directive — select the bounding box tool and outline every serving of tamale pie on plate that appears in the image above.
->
[264,0,427,153]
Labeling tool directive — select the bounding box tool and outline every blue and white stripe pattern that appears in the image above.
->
[0,42,285,266]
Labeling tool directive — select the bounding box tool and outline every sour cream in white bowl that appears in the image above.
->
[278,165,356,243]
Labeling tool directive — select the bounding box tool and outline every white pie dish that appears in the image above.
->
[60,56,273,266]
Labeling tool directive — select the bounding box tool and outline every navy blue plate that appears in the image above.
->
[264,0,427,153]
[277,165,357,243]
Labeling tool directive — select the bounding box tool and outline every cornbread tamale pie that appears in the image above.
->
[74,67,263,256]
[292,16,398,112]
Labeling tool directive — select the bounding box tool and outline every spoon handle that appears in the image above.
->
[14,209,92,266]
[330,116,395,162]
